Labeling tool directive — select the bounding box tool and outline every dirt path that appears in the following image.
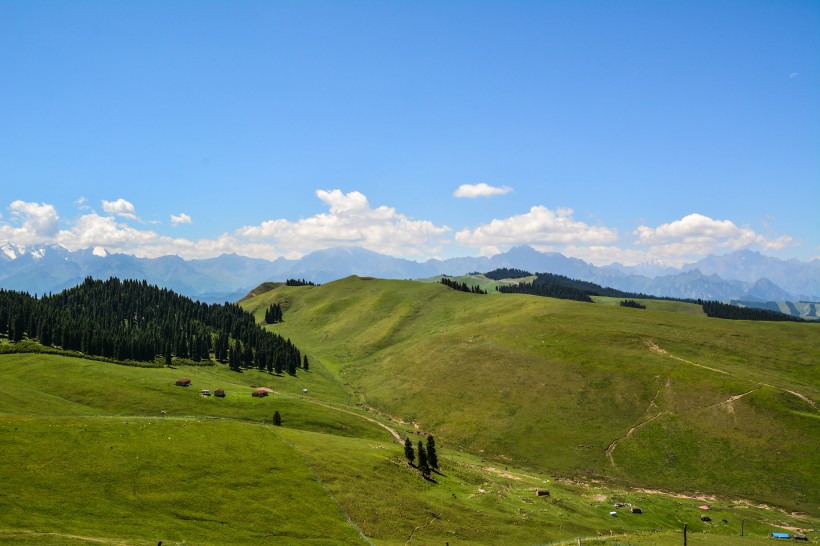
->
[0,529,129,545]
[786,390,817,409]
[605,411,670,467]
[701,386,762,411]
[302,397,403,444]
[644,339,817,409]
[265,389,403,444]
[644,339,729,375]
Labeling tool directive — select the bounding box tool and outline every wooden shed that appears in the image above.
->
[252,389,270,398]
[214,388,225,398]
[175,378,191,387]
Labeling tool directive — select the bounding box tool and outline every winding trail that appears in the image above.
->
[605,411,670,467]
[701,386,763,411]
[607,339,818,468]
[786,390,817,409]
[268,389,403,444]
[644,339,728,375]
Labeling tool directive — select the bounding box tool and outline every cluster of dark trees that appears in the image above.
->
[497,273,596,302]
[440,277,487,294]
[483,268,532,280]
[620,300,646,309]
[404,435,438,478]
[0,277,307,373]
[264,303,283,324]
[702,300,806,322]
[285,279,316,287]
[495,271,807,323]
[497,272,686,304]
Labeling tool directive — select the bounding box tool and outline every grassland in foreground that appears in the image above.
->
[1,352,816,545]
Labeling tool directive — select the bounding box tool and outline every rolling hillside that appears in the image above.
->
[243,276,820,515]
[2,353,816,545]
[1,276,817,544]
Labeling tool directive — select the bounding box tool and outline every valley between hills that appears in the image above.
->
[0,274,817,545]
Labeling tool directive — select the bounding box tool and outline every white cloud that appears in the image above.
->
[455,206,618,248]
[0,198,801,266]
[2,189,448,260]
[632,213,795,266]
[170,213,192,226]
[237,189,451,257]
[102,198,138,220]
[316,189,369,213]
[5,201,60,239]
[57,213,156,250]
[453,183,513,198]
[789,72,799,79]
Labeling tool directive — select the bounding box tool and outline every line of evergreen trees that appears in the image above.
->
[264,303,283,324]
[702,300,806,322]
[0,277,306,373]
[497,273,595,303]
[497,272,684,304]
[440,277,487,294]
[620,300,646,309]
[483,267,532,280]
[404,435,438,478]
[286,279,316,287]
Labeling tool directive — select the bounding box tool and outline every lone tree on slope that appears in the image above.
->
[417,440,430,477]
[404,437,415,465]
[426,435,438,470]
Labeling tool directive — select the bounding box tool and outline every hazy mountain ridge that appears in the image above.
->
[0,242,817,303]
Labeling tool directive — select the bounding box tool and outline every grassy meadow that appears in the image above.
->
[244,277,819,514]
[1,276,818,544]
[1,352,814,544]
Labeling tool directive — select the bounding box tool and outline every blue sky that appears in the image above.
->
[1,1,817,266]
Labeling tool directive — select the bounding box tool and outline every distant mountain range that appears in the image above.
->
[1,242,818,304]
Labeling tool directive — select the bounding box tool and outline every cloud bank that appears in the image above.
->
[0,194,796,266]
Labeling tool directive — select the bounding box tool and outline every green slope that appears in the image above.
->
[1,352,816,544]
[244,276,820,515]
[1,415,363,545]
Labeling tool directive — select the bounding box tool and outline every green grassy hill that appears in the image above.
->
[1,353,815,545]
[1,275,818,544]
[244,277,820,516]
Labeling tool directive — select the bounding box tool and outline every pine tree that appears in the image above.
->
[302,354,309,371]
[404,437,415,465]
[273,411,282,426]
[426,435,438,470]
[417,440,430,477]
